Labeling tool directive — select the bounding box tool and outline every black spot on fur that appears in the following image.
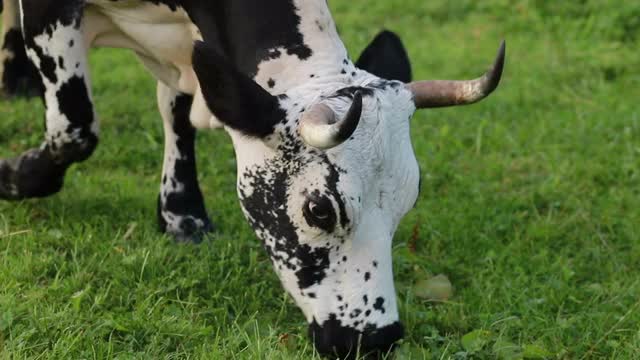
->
[54,76,97,162]
[373,297,386,314]
[295,245,330,289]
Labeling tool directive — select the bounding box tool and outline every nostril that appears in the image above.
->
[309,315,404,359]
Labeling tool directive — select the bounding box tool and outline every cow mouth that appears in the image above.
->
[308,314,404,359]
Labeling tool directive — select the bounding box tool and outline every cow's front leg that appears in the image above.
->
[157,82,214,243]
[0,0,42,98]
[0,0,97,200]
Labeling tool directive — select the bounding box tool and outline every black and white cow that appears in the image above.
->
[0,0,505,357]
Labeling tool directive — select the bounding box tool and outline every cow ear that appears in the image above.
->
[356,30,412,82]
[192,41,285,137]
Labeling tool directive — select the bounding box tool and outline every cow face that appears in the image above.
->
[193,34,505,358]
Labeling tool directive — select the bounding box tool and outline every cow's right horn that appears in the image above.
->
[299,91,363,150]
[407,40,506,108]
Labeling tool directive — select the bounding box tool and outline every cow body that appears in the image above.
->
[0,1,505,357]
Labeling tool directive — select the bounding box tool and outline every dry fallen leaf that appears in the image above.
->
[415,274,453,301]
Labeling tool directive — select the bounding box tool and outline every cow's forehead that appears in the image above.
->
[270,76,415,159]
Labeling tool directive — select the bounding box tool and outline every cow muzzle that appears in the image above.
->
[309,316,404,359]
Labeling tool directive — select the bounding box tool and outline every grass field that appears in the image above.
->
[1,1,639,359]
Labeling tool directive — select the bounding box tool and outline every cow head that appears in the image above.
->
[192,32,505,358]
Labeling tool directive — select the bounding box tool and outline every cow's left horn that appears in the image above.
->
[299,91,363,150]
[408,40,506,108]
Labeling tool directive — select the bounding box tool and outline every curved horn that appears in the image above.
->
[407,40,506,108]
[299,91,363,150]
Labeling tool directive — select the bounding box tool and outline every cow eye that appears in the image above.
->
[303,194,337,232]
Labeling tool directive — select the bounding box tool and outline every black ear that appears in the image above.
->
[192,41,285,137]
[356,30,412,83]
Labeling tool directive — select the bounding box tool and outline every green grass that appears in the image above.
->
[1,1,639,358]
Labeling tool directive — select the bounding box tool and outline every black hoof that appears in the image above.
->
[169,217,216,244]
[157,205,216,244]
[0,148,67,200]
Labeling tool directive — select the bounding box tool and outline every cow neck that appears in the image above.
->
[186,0,354,93]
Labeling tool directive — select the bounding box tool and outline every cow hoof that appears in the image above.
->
[0,148,67,200]
[167,217,216,244]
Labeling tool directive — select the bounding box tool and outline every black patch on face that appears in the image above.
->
[267,78,276,88]
[294,244,330,289]
[364,272,371,281]
[309,315,404,359]
[325,164,349,229]
[332,86,375,100]
[239,148,350,289]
